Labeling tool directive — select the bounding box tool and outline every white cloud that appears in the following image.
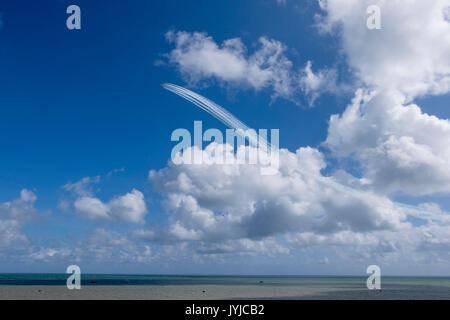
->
[63,176,148,224]
[0,189,38,246]
[289,222,450,264]
[73,189,147,224]
[28,247,72,261]
[164,30,337,105]
[317,0,450,196]
[317,0,450,100]
[74,196,110,220]
[142,142,450,265]
[148,144,407,244]
[194,238,290,257]
[108,189,148,224]
[326,84,450,197]
[28,229,154,264]
[63,176,100,197]
[79,229,154,264]
[300,60,339,106]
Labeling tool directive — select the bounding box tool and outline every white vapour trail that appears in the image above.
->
[162,83,269,149]
[162,83,249,130]
[162,83,448,223]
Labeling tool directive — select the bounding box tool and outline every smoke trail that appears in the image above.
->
[162,83,269,149]
[162,83,248,130]
[161,83,447,222]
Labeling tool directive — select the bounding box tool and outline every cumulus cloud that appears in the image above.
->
[63,176,100,197]
[27,228,154,264]
[319,0,450,196]
[0,189,38,246]
[299,60,339,106]
[63,176,148,224]
[164,30,337,105]
[194,237,290,257]
[73,189,147,224]
[289,222,450,264]
[147,144,407,244]
[78,229,154,264]
[317,0,450,100]
[139,139,450,265]
[326,89,450,195]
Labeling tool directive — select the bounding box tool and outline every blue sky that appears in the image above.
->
[0,0,335,202]
[1,0,450,275]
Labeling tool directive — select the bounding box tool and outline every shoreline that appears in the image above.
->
[1,284,449,300]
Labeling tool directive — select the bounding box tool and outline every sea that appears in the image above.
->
[1,273,450,287]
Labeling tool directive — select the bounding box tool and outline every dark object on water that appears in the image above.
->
[202,290,206,293]
[38,290,42,292]
[259,281,264,283]
[89,280,97,284]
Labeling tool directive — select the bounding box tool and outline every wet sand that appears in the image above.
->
[1,284,450,299]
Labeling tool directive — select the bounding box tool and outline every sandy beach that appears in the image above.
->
[1,283,449,300]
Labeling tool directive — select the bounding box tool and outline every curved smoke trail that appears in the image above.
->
[162,83,446,222]
[162,83,269,149]
[162,83,249,130]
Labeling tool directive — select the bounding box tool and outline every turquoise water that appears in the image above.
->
[1,274,450,287]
